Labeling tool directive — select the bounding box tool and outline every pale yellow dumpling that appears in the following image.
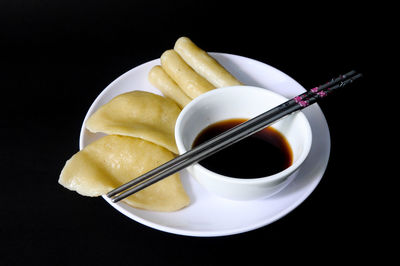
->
[85,91,181,154]
[59,135,190,212]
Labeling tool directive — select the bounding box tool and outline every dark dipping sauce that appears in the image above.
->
[192,118,293,179]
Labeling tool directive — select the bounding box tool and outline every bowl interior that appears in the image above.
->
[176,86,312,173]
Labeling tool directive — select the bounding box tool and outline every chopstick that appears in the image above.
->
[107,71,362,203]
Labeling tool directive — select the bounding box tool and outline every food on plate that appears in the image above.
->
[60,37,245,212]
[161,49,216,99]
[59,135,190,212]
[149,37,243,107]
[148,65,191,108]
[85,90,181,154]
[174,37,242,88]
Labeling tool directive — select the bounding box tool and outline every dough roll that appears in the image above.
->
[148,65,191,108]
[161,49,216,99]
[174,37,242,88]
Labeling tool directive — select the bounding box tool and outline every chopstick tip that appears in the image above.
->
[110,196,121,203]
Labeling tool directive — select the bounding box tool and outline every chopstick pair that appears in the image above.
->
[107,70,362,203]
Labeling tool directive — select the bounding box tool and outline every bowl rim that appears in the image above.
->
[175,85,313,184]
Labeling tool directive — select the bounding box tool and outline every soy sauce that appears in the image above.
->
[192,118,293,179]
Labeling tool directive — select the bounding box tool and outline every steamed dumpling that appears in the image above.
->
[59,135,190,212]
[85,91,181,154]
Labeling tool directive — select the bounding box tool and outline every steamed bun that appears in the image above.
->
[85,91,181,154]
[59,135,190,212]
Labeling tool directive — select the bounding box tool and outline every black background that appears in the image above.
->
[0,1,390,265]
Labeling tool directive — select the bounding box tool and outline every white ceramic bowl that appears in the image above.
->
[175,86,312,201]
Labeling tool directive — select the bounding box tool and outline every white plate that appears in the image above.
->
[79,53,330,237]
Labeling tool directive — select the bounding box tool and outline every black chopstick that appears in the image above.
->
[107,71,362,203]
